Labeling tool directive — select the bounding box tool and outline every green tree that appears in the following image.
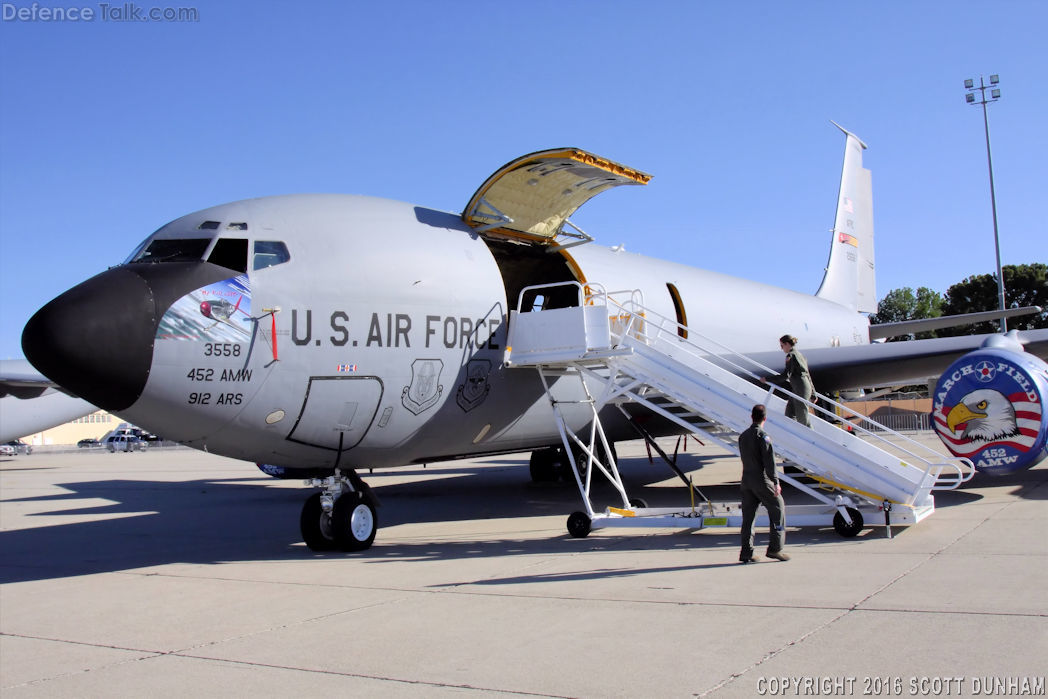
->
[869,286,943,340]
[939,263,1048,336]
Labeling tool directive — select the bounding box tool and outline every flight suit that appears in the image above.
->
[783,348,813,427]
[738,421,786,558]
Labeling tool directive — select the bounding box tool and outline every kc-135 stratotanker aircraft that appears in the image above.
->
[17,124,1048,550]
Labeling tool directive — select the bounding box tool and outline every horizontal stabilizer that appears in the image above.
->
[870,306,1043,340]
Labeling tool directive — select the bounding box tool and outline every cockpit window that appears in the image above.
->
[130,238,211,264]
[253,241,291,271]
[207,237,248,273]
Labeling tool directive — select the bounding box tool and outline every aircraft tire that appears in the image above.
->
[568,441,618,483]
[332,492,378,551]
[529,448,559,482]
[833,507,864,538]
[566,444,590,482]
[567,511,591,538]
[628,497,648,510]
[300,492,337,551]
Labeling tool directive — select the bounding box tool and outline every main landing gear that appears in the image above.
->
[529,443,619,483]
[300,468,378,552]
[529,446,569,482]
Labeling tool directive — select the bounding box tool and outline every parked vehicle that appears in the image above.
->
[106,435,145,452]
[78,438,101,448]
[0,444,15,457]
[5,440,32,455]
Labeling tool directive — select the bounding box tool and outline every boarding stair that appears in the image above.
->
[505,282,976,538]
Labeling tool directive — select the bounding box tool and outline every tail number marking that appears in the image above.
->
[204,343,242,357]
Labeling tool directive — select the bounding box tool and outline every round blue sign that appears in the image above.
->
[932,345,1048,476]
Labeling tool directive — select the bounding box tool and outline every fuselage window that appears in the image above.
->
[253,240,291,271]
[130,238,211,264]
[666,283,688,340]
[208,238,248,273]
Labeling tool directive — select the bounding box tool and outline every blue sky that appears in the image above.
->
[1,1,1045,359]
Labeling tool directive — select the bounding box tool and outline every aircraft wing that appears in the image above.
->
[750,329,1048,392]
[0,359,98,441]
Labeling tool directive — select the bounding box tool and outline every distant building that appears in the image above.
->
[25,411,117,445]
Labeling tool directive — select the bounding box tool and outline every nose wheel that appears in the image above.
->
[300,469,378,551]
[332,491,377,550]
[300,492,337,551]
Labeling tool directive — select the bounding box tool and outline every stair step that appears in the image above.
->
[510,294,968,511]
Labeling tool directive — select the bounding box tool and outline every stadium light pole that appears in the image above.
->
[964,74,1006,332]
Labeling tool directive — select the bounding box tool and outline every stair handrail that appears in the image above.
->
[513,280,590,312]
[581,286,976,490]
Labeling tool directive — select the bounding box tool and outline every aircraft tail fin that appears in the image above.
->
[815,122,876,313]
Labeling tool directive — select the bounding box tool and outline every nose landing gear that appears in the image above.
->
[300,469,378,551]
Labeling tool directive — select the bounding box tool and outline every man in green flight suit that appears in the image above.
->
[738,404,790,562]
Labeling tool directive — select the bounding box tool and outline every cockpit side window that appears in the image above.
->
[207,238,248,273]
[130,238,211,264]
[253,241,291,271]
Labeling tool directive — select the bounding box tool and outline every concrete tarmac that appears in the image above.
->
[2,437,1046,697]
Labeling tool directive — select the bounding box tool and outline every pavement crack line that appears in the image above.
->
[695,509,1002,697]
[0,631,567,697]
[170,655,573,697]
[1,594,414,692]
[169,595,416,656]
[0,632,166,690]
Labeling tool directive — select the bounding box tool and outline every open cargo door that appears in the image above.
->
[463,148,650,248]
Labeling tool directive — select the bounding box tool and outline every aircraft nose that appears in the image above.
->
[22,266,159,411]
[22,262,236,412]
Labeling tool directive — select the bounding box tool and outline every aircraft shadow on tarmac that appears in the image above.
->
[1,456,1043,585]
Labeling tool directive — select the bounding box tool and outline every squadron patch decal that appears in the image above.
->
[402,359,444,415]
[456,359,491,412]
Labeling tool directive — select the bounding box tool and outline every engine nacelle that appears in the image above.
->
[256,463,334,479]
[932,335,1048,476]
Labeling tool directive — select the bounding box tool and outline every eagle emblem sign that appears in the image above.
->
[932,345,1048,476]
